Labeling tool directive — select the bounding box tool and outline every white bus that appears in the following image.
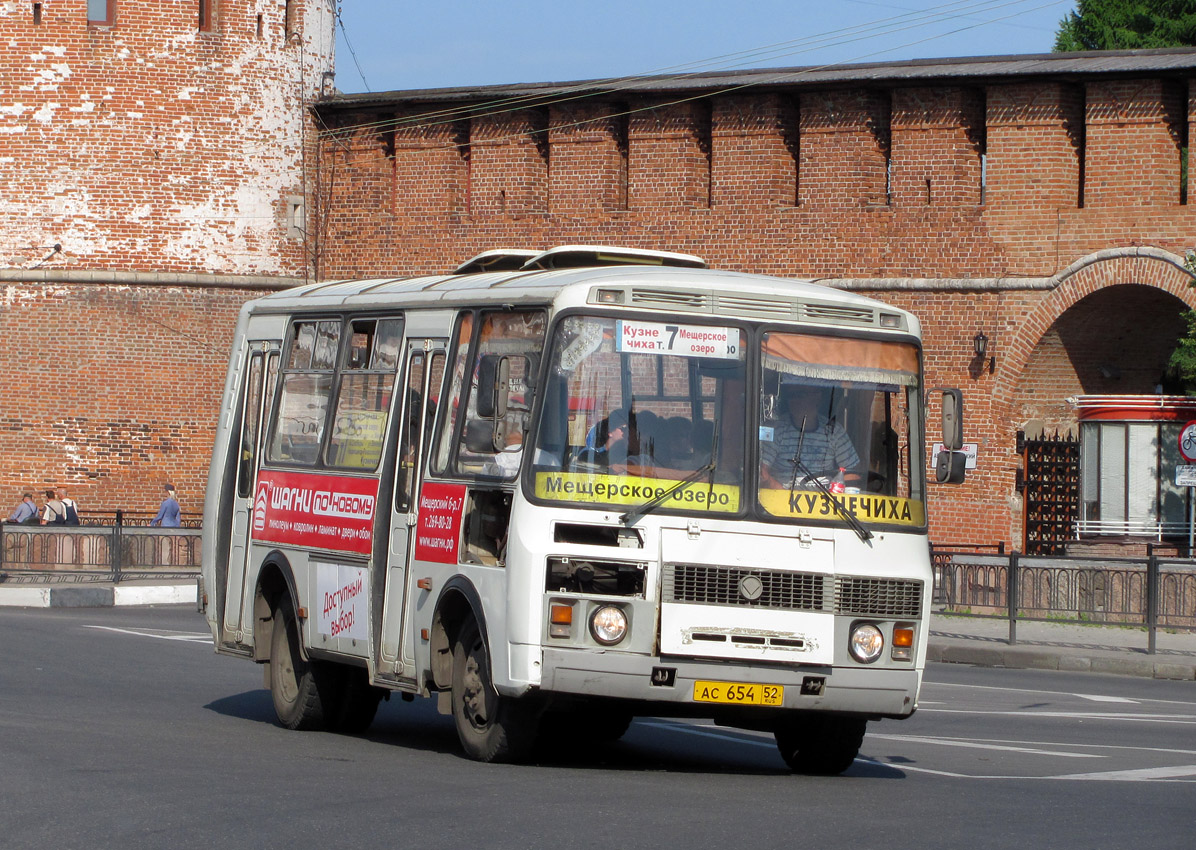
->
[201,246,965,773]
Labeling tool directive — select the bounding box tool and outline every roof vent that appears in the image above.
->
[521,245,707,271]
[453,249,539,275]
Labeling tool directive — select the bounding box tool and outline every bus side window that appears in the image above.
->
[459,312,545,478]
[432,313,474,475]
[267,319,341,465]
[432,310,544,480]
[324,317,403,470]
[236,353,264,499]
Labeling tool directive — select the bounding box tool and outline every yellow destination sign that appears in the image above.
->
[758,489,925,526]
[535,472,740,512]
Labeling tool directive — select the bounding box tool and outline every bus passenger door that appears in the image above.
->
[222,343,279,644]
[377,341,445,680]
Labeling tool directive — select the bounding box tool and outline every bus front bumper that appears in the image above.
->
[538,647,920,718]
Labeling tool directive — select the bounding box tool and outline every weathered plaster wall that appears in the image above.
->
[0,0,334,276]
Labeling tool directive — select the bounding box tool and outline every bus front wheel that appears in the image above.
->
[269,598,335,731]
[450,618,538,762]
[774,715,866,775]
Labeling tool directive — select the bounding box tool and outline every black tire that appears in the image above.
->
[269,598,336,731]
[775,716,867,775]
[450,617,538,762]
[331,668,384,734]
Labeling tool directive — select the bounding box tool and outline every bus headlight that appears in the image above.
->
[848,623,884,663]
[589,605,628,646]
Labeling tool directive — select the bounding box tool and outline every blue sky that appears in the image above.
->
[332,0,1075,94]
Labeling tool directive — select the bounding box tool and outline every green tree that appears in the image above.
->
[1165,254,1196,395]
[1054,0,1196,51]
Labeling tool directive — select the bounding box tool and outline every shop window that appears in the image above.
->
[1079,420,1188,537]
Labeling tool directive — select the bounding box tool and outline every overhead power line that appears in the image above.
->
[317,0,1065,146]
[335,2,371,93]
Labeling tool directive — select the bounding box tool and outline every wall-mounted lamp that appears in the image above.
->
[972,331,995,374]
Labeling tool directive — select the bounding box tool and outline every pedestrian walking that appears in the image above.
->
[150,484,181,528]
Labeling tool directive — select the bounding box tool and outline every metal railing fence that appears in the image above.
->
[0,517,201,583]
[931,544,1196,653]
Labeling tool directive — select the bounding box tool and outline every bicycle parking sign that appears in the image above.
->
[1181,420,1196,463]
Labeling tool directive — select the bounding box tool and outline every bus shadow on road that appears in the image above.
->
[204,688,277,724]
[204,691,910,778]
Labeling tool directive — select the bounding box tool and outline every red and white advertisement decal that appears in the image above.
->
[316,562,368,640]
[252,469,377,556]
[414,482,466,564]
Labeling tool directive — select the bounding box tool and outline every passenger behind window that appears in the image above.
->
[575,411,628,466]
[657,416,695,468]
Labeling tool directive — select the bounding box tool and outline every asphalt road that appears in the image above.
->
[2,607,1193,850]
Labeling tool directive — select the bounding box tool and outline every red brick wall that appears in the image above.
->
[549,103,627,213]
[471,109,550,218]
[1085,80,1184,208]
[0,280,267,518]
[798,89,889,208]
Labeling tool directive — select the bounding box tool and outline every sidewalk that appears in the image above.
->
[0,578,198,609]
[0,577,1193,680]
[929,611,1196,681]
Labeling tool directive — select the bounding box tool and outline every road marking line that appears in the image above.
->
[926,680,1195,708]
[867,733,1101,758]
[920,708,1196,725]
[83,625,210,643]
[638,721,1196,782]
[637,719,775,748]
[1053,765,1196,781]
[1073,693,1138,704]
[873,735,1196,757]
[856,758,1196,783]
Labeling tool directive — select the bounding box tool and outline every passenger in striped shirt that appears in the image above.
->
[760,385,860,488]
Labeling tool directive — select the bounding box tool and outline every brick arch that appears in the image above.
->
[993,247,1196,413]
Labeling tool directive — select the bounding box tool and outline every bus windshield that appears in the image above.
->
[531,315,747,516]
[757,332,925,527]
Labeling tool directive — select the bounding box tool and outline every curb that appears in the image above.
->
[927,640,1196,681]
[0,581,198,609]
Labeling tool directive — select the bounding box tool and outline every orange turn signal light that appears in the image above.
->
[550,604,573,625]
[893,627,914,647]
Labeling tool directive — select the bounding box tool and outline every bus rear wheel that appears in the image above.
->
[450,618,538,762]
[269,598,335,731]
[774,716,867,775]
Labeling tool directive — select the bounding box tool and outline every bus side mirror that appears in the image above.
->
[475,355,511,418]
[941,389,963,450]
[936,449,967,484]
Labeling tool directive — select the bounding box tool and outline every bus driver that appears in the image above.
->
[760,384,860,488]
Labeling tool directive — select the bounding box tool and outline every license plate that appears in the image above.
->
[692,680,784,706]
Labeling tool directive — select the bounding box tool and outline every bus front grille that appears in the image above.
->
[834,576,923,618]
[664,564,923,619]
[664,563,830,612]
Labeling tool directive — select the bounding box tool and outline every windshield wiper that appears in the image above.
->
[782,414,871,542]
[787,454,873,544]
[620,432,720,526]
